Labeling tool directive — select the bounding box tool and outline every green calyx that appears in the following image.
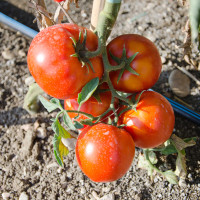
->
[70,30,103,73]
[109,46,139,84]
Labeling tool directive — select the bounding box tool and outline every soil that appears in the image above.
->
[0,0,200,199]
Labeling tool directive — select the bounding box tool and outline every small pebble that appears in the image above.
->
[6,59,15,67]
[19,192,29,200]
[25,76,35,86]
[168,69,190,97]
[36,127,47,139]
[2,50,15,60]
[100,193,115,200]
[80,187,86,194]
[18,49,26,57]
[2,192,10,200]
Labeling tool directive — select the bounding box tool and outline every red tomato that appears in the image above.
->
[27,24,103,99]
[76,123,135,182]
[54,0,64,2]
[64,93,111,121]
[119,91,175,148]
[64,84,118,124]
[107,34,162,93]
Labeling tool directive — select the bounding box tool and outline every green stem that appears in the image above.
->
[65,109,95,120]
[96,0,121,42]
[143,149,164,176]
[85,36,104,58]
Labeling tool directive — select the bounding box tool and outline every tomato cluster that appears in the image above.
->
[28,24,175,183]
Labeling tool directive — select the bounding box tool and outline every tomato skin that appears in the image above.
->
[107,34,162,93]
[76,123,135,182]
[27,24,103,99]
[119,91,175,148]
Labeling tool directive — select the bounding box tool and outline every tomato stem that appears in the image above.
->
[143,149,165,177]
[96,1,121,41]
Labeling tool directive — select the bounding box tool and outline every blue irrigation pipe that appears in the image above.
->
[0,12,38,38]
[0,12,200,125]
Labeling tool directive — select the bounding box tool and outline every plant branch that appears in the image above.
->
[96,0,122,42]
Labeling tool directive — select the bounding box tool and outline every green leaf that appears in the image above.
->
[52,119,72,166]
[78,78,99,110]
[39,95,58,112]
[63,111,76,131]
[153,136,197,156]
[163,170,178,184]
[160,144,177,155]
[52,119,72,138]
[189,0,200,42]
[53,134,69,167]
[74,121,84,129]
[50,98,62,108]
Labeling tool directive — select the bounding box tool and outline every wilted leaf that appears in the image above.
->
[171,134,196,151]
[175,150,187,179]
[148,151,158,165]
[163,170,178,184]
[23,83,44,114]
[52,119,72,166]
[53,134,69,167]
[138,153,154,178]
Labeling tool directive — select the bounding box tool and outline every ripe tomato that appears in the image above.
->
[76,123,135,182]
[64,83,118,124]
[64,88,111,121]
[119,91,175,148]
[27,24,103,99]
[107,34,162,93]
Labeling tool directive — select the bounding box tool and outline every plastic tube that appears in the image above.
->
[0,12,38,38]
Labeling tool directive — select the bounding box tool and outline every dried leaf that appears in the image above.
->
[171,134,196,151]
[175,150,187,179]
[63,0,79,10]
[148,151,158,165]
[29,0,54,30]
[54,6,64,24]
[163,170,178,184]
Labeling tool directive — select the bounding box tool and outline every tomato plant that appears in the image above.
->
[119,91,175,148]
[107,34,162,93]
[26,0,197,185]
[76,123,135,182]
[27,23,103,99]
